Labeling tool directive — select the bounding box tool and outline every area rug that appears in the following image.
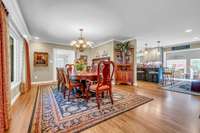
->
[29,86,153,133]
[162,81,200,96]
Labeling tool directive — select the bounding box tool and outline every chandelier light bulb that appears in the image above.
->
[87,41,91,45]
[70,40,77,46]
[76,44,80,48]
[78,39,84,44]
[83,44,87,48]
[70,29,93,51]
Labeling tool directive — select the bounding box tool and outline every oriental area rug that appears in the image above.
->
[29,86,153,133]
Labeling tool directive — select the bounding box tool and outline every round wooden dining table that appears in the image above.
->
[70,71,98,81]
[69,71,98,100]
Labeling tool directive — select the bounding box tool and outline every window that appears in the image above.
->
[9,36,14,82]
[55,55,69,68]
[166,59,186,79]
[9,23,24,88]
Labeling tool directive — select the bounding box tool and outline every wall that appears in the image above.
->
[164,41,200,52]
[30,42,75,82]
[89,40,115,61]
[127,39,137,85]
[138,48,163,64]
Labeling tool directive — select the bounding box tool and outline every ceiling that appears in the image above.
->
[17,0,200,48]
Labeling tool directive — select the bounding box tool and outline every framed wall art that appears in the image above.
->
[34,52,48,66]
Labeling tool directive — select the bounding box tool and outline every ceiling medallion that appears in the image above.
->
[70,29,93,52]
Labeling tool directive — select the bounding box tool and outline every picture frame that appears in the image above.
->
[34,52,48,66]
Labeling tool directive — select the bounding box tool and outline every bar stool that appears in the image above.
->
[149,71,158,83]
[137,69,145,80]
[162,67,175,86]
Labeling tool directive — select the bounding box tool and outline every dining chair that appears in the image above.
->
[56,68,65,91]
[65,64,74,72]
[63,65,83,100]
[87,60,115,109]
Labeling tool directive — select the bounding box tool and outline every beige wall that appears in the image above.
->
[30,41,75,82]
[90,40,114,61]
[127,39,137,85]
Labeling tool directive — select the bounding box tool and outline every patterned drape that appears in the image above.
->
[20,40,31,93]
[0,1,11,132]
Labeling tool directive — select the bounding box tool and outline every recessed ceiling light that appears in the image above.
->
[185,29,192,33]
[34,36,40,40]
[193,37,199,40]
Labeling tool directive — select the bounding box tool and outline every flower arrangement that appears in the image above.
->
[74,59,86,72]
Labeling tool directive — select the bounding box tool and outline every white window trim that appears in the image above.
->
[9,22,23,90]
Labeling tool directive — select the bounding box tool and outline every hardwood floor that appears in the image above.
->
[8,81,200,133]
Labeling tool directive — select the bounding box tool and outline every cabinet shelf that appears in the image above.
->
[114,48,134,85]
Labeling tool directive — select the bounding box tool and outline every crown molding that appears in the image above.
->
[2,0,31,39]
[123,38,136,42]
[92,39,115,48]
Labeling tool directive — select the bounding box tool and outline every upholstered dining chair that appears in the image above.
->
[63,65,83,100]
[87,61,115,109]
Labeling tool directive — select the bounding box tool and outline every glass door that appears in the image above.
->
[166,59,186,79]
[190,59,200,80]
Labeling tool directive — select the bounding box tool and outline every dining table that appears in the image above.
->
[69,71,98,99]
[70,71,98,81]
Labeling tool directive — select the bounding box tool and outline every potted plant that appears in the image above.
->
[116,41,130,64]
[74,59,86,72]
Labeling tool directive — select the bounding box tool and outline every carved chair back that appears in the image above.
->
[96,61,115,90]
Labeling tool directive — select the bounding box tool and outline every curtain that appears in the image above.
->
[0,1,11,132]
[20,40,31,93]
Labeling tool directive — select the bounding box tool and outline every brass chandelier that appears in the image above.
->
[70,29,93,52]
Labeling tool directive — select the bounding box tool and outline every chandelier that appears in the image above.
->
[70,29,93,52]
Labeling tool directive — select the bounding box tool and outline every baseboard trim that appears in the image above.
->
[31,80,57,86]
[11,92,20,105]
[133,82,138,86]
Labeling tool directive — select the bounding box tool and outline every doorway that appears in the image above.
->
[53,49,75,80]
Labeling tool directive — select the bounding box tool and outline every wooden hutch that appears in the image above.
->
[114,48,134,85]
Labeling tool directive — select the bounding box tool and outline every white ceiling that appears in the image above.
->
[17,0,200,48]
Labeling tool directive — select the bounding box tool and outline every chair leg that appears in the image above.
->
[61,84,66,99]
[68,88,71,101]
[85,89,89,102]
[101,92,104,98]
[108,90,113,105]
[96,92,100,109]
[63,87,66,99]
[57,82,60,91]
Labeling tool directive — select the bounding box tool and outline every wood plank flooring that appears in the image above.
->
[8,82,200,133]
